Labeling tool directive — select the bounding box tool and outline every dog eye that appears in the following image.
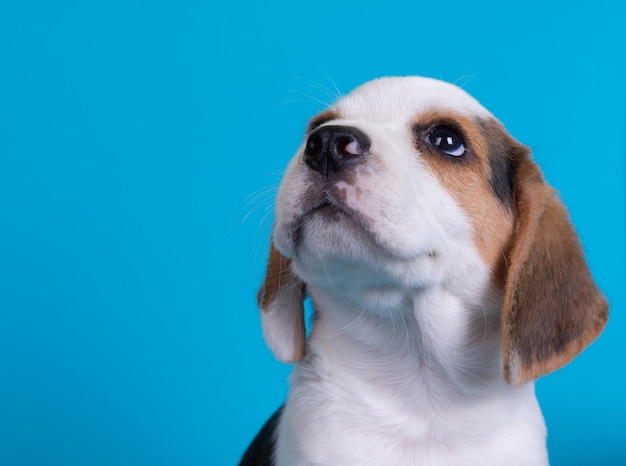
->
[426,126,465,157]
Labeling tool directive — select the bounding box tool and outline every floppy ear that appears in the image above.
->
[257,242,306,362]
[501,156,608,385]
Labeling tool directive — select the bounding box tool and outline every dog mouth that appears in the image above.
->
[309,199,342,217]
[279,183,433,263]
[306,190,358,221]
[290,193,371,245]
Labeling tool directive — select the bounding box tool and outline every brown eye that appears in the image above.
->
[426,126,465,157]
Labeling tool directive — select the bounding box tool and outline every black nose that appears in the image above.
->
[303,125,371,178]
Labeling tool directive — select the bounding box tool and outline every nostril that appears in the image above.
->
[305,133,322,157]
[303,125,371,178]
[335,137,361,157]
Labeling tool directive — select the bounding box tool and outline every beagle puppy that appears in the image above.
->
[240,76,608,466]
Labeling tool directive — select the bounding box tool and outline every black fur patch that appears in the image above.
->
[478,118,526,207]
[239,406,283,466]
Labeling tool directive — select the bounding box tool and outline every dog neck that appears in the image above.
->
[277,283,549,466]
[301,282,506,403]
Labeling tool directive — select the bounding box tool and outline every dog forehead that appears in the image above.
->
[335,76,492,123]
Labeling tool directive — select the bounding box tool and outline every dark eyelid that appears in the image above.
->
[428,121,465,139]
[414,120,468,145]
[413,120,472,163]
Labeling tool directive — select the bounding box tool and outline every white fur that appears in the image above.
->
[269,77,548,465]
[260,293,303,363]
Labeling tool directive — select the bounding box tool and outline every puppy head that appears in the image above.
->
[257,76,607,383]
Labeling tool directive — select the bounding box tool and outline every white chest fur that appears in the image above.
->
[275,287,548,466]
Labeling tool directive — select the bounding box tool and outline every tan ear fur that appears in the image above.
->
[257,243,306,362]
[502,157,608,385]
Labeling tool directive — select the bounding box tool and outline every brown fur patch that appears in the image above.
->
[306,109,340,134]
[413,112,516,283]
[414,112,607,383]
[258,243,302,310]
[501,157,608,384]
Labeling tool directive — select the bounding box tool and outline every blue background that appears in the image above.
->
[1,1,624,465]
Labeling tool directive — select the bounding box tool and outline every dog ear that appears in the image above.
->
[257,242,306,362]
[501,157,608,385]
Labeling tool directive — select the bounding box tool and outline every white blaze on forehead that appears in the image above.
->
[335,76,493,122]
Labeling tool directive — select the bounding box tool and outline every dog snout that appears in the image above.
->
[304,125,371,178]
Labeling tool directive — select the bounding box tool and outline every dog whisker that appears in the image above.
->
[451,74,476,90]
[313,65,342,101]
[289,74,341,102]
[284,89,333,109]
